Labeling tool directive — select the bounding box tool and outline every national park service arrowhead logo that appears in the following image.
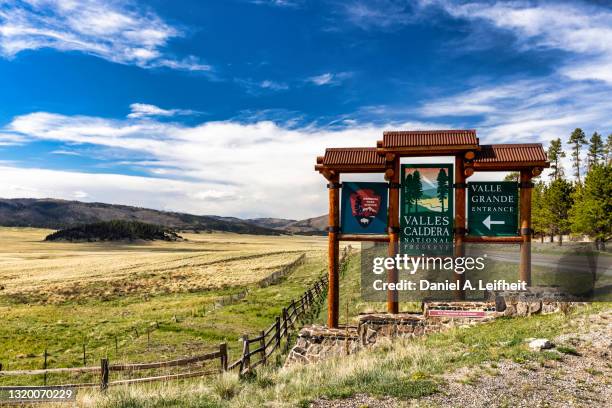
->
[350,189,381,228]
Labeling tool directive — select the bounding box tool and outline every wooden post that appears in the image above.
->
[386,156,400,314]
[43,349,48,386]
[282,307,288,337]
[327,174,340,328]
[259,330,266,364]
[219,343,228,371]
[274,317,281,350]
[519,170,533,286]
[100,358,109,391]
[82,343,86,366]
[454,156,466,300]
[241,335,250,374]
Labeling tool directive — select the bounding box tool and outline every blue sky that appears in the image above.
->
[0,0,611,218]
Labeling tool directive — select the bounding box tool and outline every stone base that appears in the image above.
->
[487,287,587,317]
[285,297,585,366]
[285,325,360,365]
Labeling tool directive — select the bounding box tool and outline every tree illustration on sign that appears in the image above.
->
[436,168,449,212]
[404,173,415,212]
[412,170,423,212]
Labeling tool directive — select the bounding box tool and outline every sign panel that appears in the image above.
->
[427,310,486,318]
[468,181,519,236]
[341,182,388,234]
[400,164,453,255]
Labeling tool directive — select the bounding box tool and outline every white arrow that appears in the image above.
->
[483,215,505,230]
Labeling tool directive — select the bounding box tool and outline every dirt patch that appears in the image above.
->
[311,310,611,408]
[419,310,611,408]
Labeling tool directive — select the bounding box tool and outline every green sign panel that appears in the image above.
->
[468,182,519,236]
[400,164,453,255]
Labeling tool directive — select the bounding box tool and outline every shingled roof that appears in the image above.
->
[380,130,479,151]
[315,147,386,173]
[474,144,549,169]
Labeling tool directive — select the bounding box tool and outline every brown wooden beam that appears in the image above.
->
[519,170,532,286]
[454,156,466,300]
[338,234,390,242]
[387,156,400,314]
[327,174,340,328]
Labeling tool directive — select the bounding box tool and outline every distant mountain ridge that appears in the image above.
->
[0,198,326,235]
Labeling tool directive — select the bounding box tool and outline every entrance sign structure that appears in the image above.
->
[315,133,549,328]
[468,181,519,236]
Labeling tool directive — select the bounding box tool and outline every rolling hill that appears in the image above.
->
[0,198,280,235]
[0,198,328,235]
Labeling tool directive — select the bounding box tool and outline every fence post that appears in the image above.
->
[259,330,266,365]
[241,335,250,374]
[282,308,288,338]
[219,343,228,371]
[289,300,296,327]
[43,349,48,386]
[274,317,281,350]
[100,358,109,391]
[82,343,86,366]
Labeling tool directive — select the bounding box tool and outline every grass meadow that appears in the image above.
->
[75,250,609,407]
[0,228,332,384]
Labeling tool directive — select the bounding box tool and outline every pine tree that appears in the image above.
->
[606,133,612,165]
[569,163,611,250]
[568,128,587,183]
[587,131,604,170]
[403,173,415,213]
[547,138,565,180]
[436,168,449,212]
[503,172,519,182]
[544,178,574,245]
[412,170,423,212]
[531,181,549,242]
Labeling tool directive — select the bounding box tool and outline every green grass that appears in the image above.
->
[79,302,609,408]
[74,248,611,407]
[0,252,326,386]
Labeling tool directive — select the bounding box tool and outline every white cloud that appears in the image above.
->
[127,103,197,119]
[259,80,289,91]
[0,0,211,71]
[307,72,352,86]
[340,1,416,30]
[425,0,612,84]
[2,109,441,218]
[250,0,303,7]
[418,76,612,180]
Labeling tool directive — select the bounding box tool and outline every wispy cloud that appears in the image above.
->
[250,0,304,8]
[425,0,612,84]
[234,78,289,94]
[0,0,211,71]
[337,0,418,30]
[127,103,198,119]
[1,109,438,218]
[307,72,353,86]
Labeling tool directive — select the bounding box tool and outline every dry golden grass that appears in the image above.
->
[0,228,328,303]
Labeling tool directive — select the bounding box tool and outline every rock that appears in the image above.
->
[529,338,554,351]
[516,302,529,316]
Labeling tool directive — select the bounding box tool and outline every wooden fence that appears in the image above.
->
[0,343,228,390]
[227,273,329,374]
[0,246,350,388]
